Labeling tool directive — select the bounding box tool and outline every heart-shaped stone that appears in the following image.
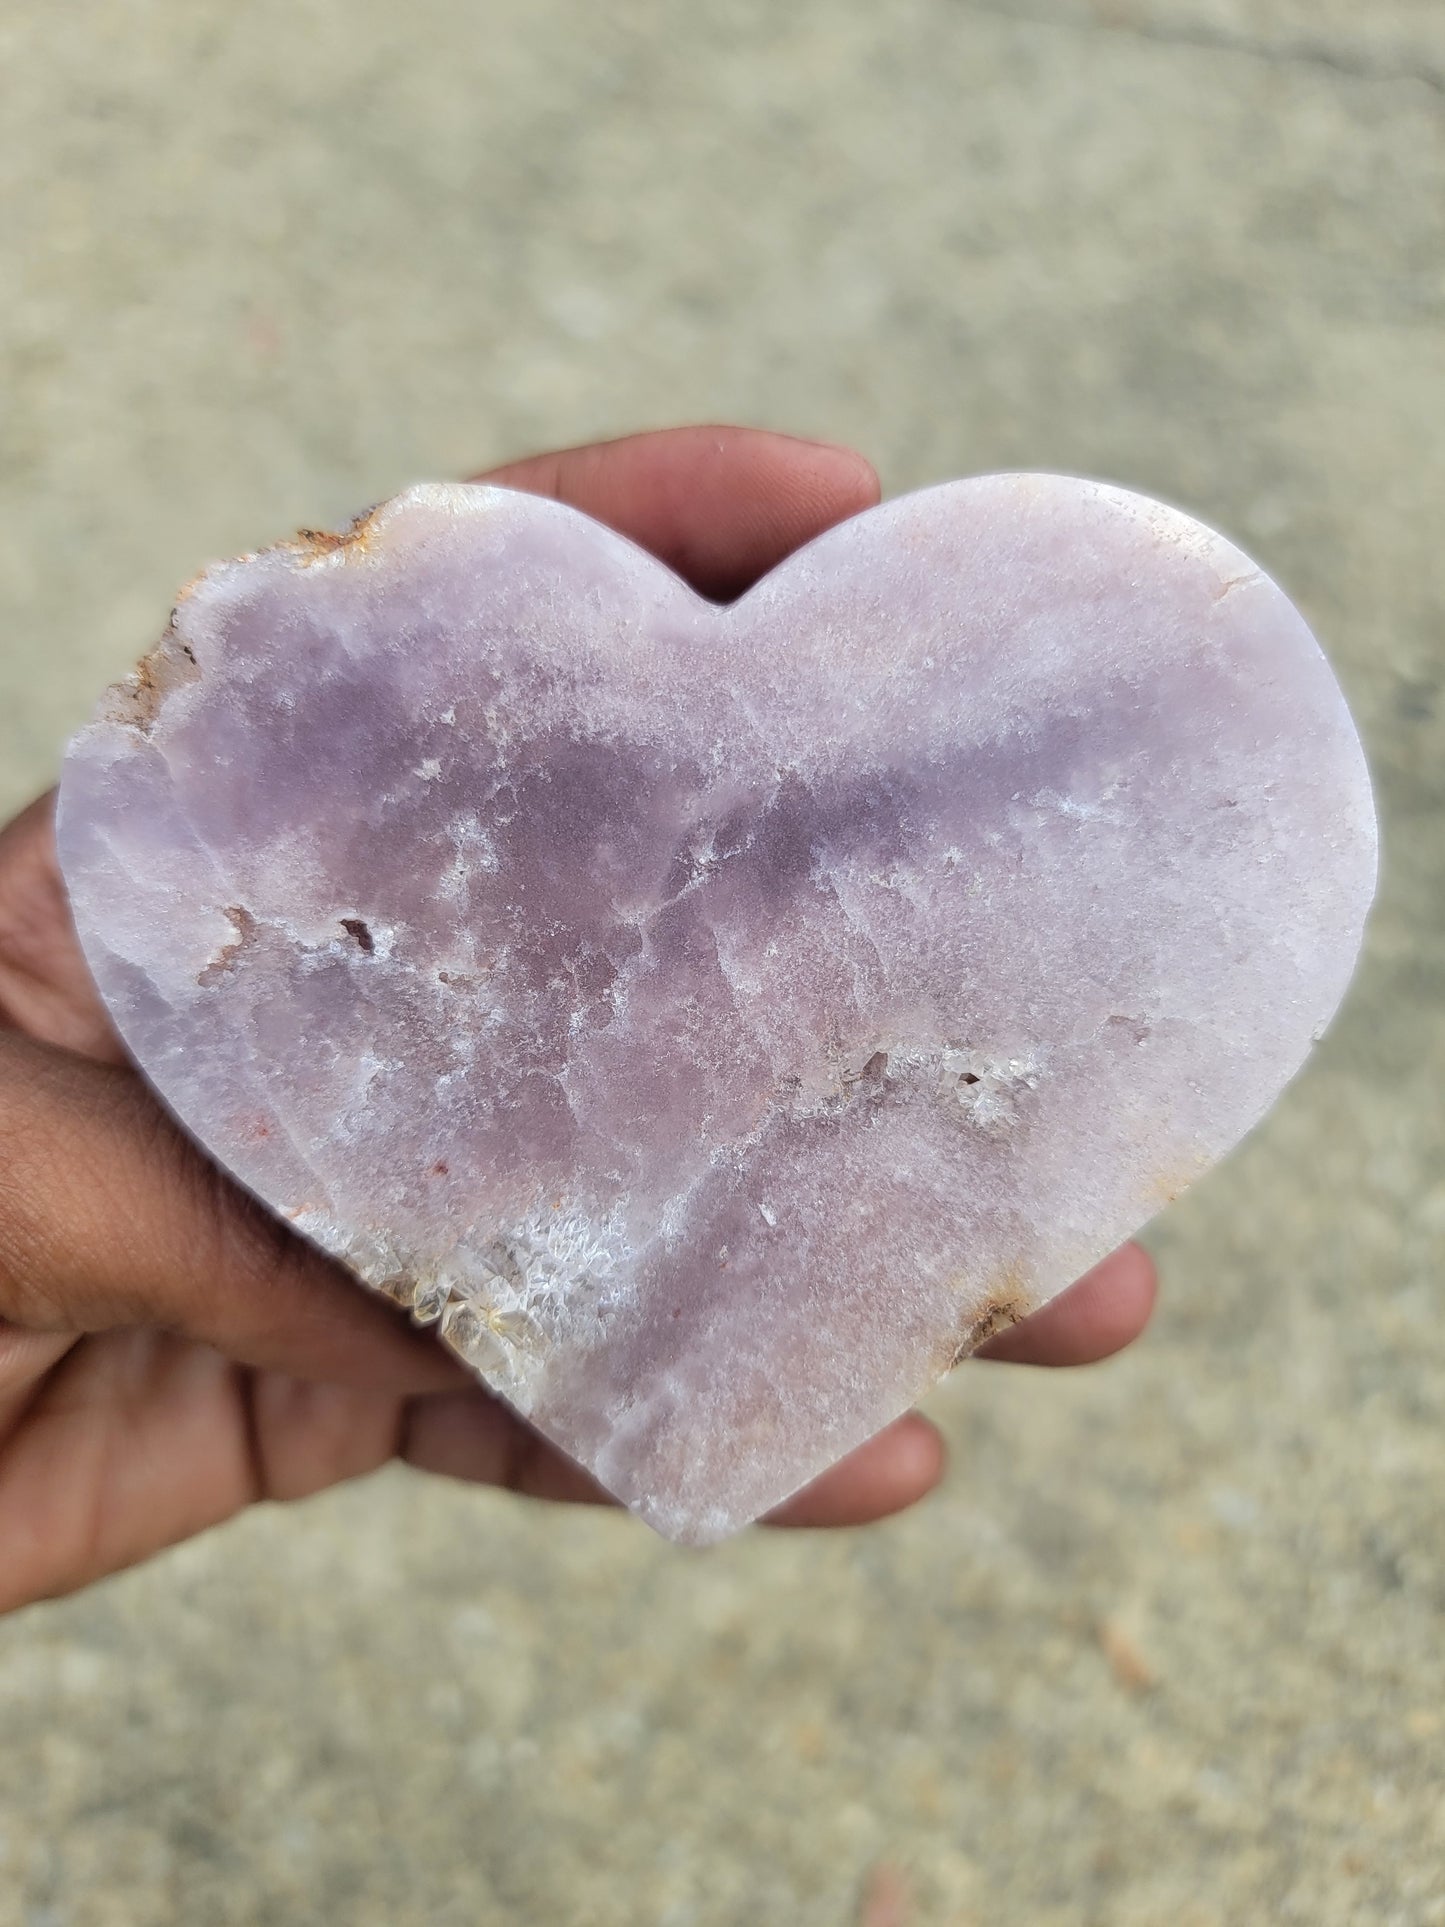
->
[57,476,1376,1542]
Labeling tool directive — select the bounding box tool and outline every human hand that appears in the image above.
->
[0,426,1156,1613]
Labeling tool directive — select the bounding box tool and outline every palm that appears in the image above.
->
[0,429,1154,1614]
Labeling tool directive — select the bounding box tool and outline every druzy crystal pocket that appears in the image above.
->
[56,476,1377,1542]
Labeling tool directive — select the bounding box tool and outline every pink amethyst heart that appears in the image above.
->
[56,476,1376,1543]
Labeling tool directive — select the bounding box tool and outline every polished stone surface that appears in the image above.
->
[58,478,1372,1540]
[3,0,1443,1919]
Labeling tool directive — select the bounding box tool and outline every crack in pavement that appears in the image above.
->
[956,1,1445,99]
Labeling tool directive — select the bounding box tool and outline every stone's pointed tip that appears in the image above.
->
[55,473,1376,1541]
[630,1497,743,1550]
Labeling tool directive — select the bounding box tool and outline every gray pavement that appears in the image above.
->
[1,2,1442,1921]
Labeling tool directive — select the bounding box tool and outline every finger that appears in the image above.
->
[0,1320,75,1447]
[402,1388,612,1505]
[242,1368,410,1502]
[766,1414,947,1528]
[976,1243,1158,1367]
[0,1320,73,1386]
[404,1392,945,1532]
[0,1332,251,1612]
[0,1336,425,1614]
[0,1030,462,1395]
[0,792,125,1064]
[475,424,880,601]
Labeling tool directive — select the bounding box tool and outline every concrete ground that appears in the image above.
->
[1,2,1442,1921]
